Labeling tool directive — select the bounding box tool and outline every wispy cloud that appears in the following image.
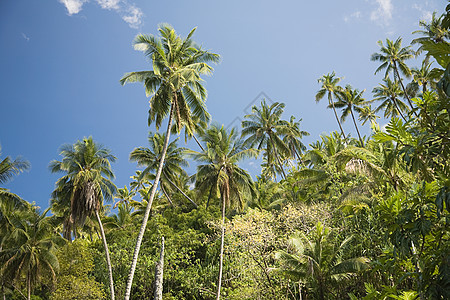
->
[22,33,30,41]
[370,0,393,25]
[344,11,362,23]
[412,3,433,22]
[58,0,144,29]
[122,5,143,29]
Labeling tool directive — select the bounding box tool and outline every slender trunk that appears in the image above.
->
[27,272,31,300]
[392,97,407,122]
[269,135,287,179]
[329,96,346,137]
[193,134,205,151]
[160,184,174,206]
[216,195,226,300]
[162,171,197,208]
[95,210,115,300]
[206,184,214,208]
[350,109,364,147]
[393,62,418,117]
[153,237,165,300]
[124,102,175,300]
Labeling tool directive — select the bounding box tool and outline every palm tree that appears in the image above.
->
[120,25,219,299]
[372,78,409,122]
[371,38,416,112]
[276,222,369,300]
[241,99,290,180]
[316,72,346,136]
[412,12,450,53]
[410,57,440,95]
[49,137,117,300]
[358,105,379,126]
[190,124,258,299]
[334,85,368,147]
[0,207,62,300]
[130,132,197,208]
[283,116,310,163]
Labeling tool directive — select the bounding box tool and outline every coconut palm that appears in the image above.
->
[276,222,369,300]
[283,116,310,163]
[190,124,258,299]
[130,132,197,207]
[49,137,117,300]
[0,207,62,300]
[371,38,416,112]
[241,99,290,180]
[358,105,379,126]
[372,78,410,122]
[120,25,219,298]
[316,72,346,136]
[412,12,450,53]
[334,85,368,147]
[410,57,441,95]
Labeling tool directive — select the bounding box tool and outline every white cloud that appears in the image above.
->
[370,0,393,25]
[59,0,88,15]
[96,0,120,10]
[122,5,143,29]
[59,0,143,29]
[344,11,362,23]
[22,33,30,41]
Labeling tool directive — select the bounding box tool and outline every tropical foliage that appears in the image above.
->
[2,8,450,299]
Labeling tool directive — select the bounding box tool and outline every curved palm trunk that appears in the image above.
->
[329,96,346,137]
[160,184,174,206]
[216,194,226,300]
[162,171,198,208]
[95,210,115,300]
[124,102,175,300]
[350,109,364,147]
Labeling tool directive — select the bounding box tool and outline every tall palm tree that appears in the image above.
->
[276,222,369,300]
[371,38,416,112]
[190,124,258,299]
[334,85,368,147]
[49,137,117,300]
[283,116,310,163]
[316,72,346,136]
[412,11,450,53]
[358,105,379,126]
[130,132,197,207]
[120,24,219,299]
[241,99,290,180]
[372,78,409,122]
[0,207,62,300]
[410,57,440,95]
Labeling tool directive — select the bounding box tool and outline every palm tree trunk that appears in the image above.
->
[393,62,418,117]
[216,195,226,300]
[193,134,205,151]
[95,210,115,300]
[269,136,287,179]
[160,184,174,206]
[392,98,407,122]
[162,171,198,208]
[329,96,346,137]
[153,237,165,300]
[124,102,175,300]
[27,272,31,300]
[350,109,364,147]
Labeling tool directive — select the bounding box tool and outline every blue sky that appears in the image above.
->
[0,0,445,210]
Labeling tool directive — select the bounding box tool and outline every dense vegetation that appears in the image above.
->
[1,6,449,300]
